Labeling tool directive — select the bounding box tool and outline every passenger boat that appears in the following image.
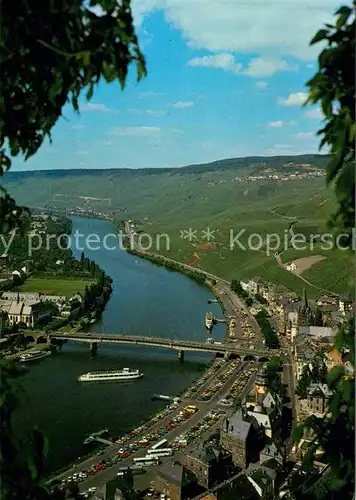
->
[19,350,51,363]
[78,367,144,382]
[205,312,213,331]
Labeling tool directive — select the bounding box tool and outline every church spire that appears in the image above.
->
[302,287,308,310]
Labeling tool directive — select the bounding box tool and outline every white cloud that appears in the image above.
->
[146,109,167,116]
[267,120,297,128]
[81,103,111,112]
[188,53,242,74]
[111,126,161,136]
[127,108,166,116]
[297,132,315,139]
[264,147,300,156]
[278,92,308,106]
[132,0,334,60]
[138,91,168,98]
[244,58,297,77]
[171,101,194,109]
[255,81,268,89]
[187,54,296,77]
[304,108,323,119]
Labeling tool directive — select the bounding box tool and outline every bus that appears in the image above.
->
[147,448,173,457]
[133,456,160,466]
[150,439,168,451]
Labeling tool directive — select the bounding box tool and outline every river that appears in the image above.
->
[15,217,223,474]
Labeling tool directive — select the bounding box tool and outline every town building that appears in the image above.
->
[155,462,194,500]
[185,443,232,489]
[0,254,8,272]
[299,383,333,417]
[293,337,316,380]
[255,365,269,403]
[246,388,282,440]
[240,277,265,296]
[247,406,272,438]
[220,409,262,468]
[200,473,259,500]
[286,262,297,272]
[246,459,279,499]
[260,442,286,466]
[7,301,34,327]
[338,293,354,315]
[324,349,343,372]
[91,477,124,500]
[297,326,336,343]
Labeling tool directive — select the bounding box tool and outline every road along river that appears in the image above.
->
[14,216,224,474]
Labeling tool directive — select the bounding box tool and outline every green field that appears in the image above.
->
[4,154,351,298]
[17,278,94,296]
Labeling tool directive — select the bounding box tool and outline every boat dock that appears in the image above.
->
[91,436,114,446]
[151,394,180,403]
[84,429,112,446]
[214,317,227,324]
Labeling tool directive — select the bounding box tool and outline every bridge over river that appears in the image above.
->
[41,331,277,362]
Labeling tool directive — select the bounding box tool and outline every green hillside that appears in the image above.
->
[4,153,352,298]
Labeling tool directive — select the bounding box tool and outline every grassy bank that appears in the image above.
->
[16,278,95,296]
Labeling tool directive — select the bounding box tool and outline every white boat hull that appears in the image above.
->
[78,372,144,382]
[19,351,51,363]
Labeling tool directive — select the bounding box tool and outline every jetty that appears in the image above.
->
[84,429,111,445]
[151,394,180,403]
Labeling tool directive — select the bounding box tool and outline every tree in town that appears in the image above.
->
[0,0,146,234]
[297,365,313,399]
[310,352,328,384]
[245,297,253,307]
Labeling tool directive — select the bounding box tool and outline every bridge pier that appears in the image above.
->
[90,342,98,357]
[178,350,185,363]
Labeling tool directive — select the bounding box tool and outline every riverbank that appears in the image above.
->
[48,359,258,495]
[122,233,228,337]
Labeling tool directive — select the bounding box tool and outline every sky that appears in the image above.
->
[13,0,340,171]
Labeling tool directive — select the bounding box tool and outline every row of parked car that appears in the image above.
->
[223,362,258,402]
[183,358,225,399]
[176,408,226,445]
[197,360,241,401]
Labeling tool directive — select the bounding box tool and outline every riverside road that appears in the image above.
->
[51,361,257,492]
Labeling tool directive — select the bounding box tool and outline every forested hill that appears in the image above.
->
[5,153,329,183]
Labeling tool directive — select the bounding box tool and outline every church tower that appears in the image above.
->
[298,287,311,326]
[255,364,268,403]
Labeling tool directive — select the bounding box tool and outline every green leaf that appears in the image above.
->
[83,51,91,66]
[293,423,305,442]
[336,6,352,29]
[330,477,346,490]
[327,366,344,386]
[310,29,329,45]
[86,83,94,101]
